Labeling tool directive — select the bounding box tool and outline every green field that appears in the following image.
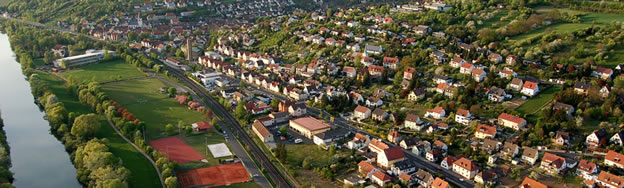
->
[96,120,162,188]
[284,144,342,188]
[101,78,230,167]
[63,59,147,84]
[216,182,261,188]
[515,85,562,115]
[34,70,162,187]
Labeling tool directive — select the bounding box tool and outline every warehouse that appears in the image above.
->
[289,116,331,139]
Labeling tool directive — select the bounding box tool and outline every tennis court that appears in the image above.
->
[149,136,204,164]
[176,162,250,187]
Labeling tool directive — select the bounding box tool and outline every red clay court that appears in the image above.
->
[149,136,204,164]
[177,162,250,187]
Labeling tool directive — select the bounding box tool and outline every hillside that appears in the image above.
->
[0,0,140,24]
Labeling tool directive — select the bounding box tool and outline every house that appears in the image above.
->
[364,45,383,55]
[365,97,383,107]
[475,124,496,139]
[522,147,539,165]
[540,152,567,174]
[577,159,598,180]
[289,117,331,139]
[600,86,611,98]
[414,25,432,35]
[425,106,446,119]
[450,57,466,68]
[288,103,307,117]
[408,88,426,101]
[509,78,523,91]
[372,108,388,121]
[191,121,212,133]
[383,56,399,69]
[369,138,390,154]
[488,53,503,63]
[455,109,471,125]
[554,131,570,146]
[428,122,449,134]
[475,170,498,185]
[498,113,527,131]
[553,102,575,117]
[460,63,474,74]
[432,177,449,188]
[391,160,417,176]
[597,171,624,188]
[605,150,624,169]
[586,129,608,147]
[487,87,507,102]
[481,139,501,154]
[441,156,457,169]
[413,140,432,156]
[612,132,624,146]
[574,82,591,95]
[347,133,370,150]
[357,161,378,178]
[403,66,416,80]
[398,173,414,186]
[499,68,517,78]
[313,128,350,147]
[426,148,444,162]
[502,142,519,158]
[521,81,539,97]
[593,67,613,80]
[252,120,274,143]
[471,68,486,82]
[349,91,364,104]
[387,130,402,144]
[354,105,371,120]
[377,147,405,168]
[520,177,549,188]
[453,157,479,179]
[257,117,274,127]
[414,169,435,187]
[506,55,517,65]
[270,112,289,124]
[433,75,452,84]
[343,66,357,78]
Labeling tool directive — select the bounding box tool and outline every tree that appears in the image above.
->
[271,98,280,109]
[165,124,176,135]
[46,103,68,127]
[165,177,178,188]
[168,87,177,96]
[101,178,126,188]
[393,71,403,85]
[328,144,336,156]
[302,158,311,169]
[128,32,138,41]
[279,125,288,136]
[43,50,55,65]
[71,113,100,139]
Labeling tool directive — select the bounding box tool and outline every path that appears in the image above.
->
[104,115,165,188]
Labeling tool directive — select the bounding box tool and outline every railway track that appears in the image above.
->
[164,66,293,188]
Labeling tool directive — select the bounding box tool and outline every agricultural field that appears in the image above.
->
[62,59,147,84]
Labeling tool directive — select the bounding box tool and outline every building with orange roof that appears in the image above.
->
[453,157,479,179]
[577,159,598,180]
[371,170,392,187]
[520,177,549,188]
[432,177,449,188]
[605,150,624,169]
[597,171,624,188]
[288,116,331,139]
[521,81,540,97]
[252,120,274,143]
[540,152,567,174]
[357,160,378,178]
[498,113,527,131]
[425,106,446,119]
[475,124,497,139]
[369,138,389,154]
[377,147,405,168]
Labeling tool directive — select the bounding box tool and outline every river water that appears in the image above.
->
[0,34,81,187]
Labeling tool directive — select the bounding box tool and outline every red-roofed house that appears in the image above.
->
[520,177,549,188]
[354,105,371,120]
[606,150,624,169]
[404,66,416,80]
[540,152,567,174]
[383,56,399,69]
[577,159,598,180]
[378,147,405,168]
[252,120,274,143]
[357,160,378,178]
[498,113,527,131]
[453,157,479,179]
[372,171,392,187]
[521,81,539,97]
[455,109,471,125]
[471,68,486,82]
[192,121,212,133]
[425,106,446,119]
[597,171,624,188]
[593,67,614,80]
[369,138,389,154]
[432,177,449,188]
[475,124,497,139]
[368,65,384,76]
[460,63,474,74]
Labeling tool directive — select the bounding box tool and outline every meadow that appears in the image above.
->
[62,59,147,84]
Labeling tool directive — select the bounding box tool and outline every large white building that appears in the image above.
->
[53,49,116,68]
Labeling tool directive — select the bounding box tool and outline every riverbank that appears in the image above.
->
[0,115,13,188]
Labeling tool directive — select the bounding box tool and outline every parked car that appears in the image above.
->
[294,139,303,144]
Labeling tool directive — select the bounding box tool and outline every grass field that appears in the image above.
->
[284,144,340,188]
[33,71,162,188]
[515,85,562,115]
[101,78,230,168]
[63,59,147,84]
[96,120,162,188]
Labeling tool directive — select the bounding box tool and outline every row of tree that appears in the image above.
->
[0,115,13,187]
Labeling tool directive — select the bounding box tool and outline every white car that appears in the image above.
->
[294,139,303,144]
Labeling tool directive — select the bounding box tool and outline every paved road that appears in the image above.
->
[233,77,475,188]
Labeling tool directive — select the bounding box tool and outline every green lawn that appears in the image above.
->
[515,85,562,115]
[96,120,162,188]
[284,144,341,188]
[215,182,261,188]
[63,59,147,84]
[101,78,230,167]
[33,70,162,188]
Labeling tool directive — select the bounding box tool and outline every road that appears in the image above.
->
[238,78,475,188]
[161,65,293,188]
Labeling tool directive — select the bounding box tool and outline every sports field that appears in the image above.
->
[150,136,205,164]
[63,59,147,84]
[176,162,250,188]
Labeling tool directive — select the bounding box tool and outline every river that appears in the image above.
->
[0,33,81,187]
